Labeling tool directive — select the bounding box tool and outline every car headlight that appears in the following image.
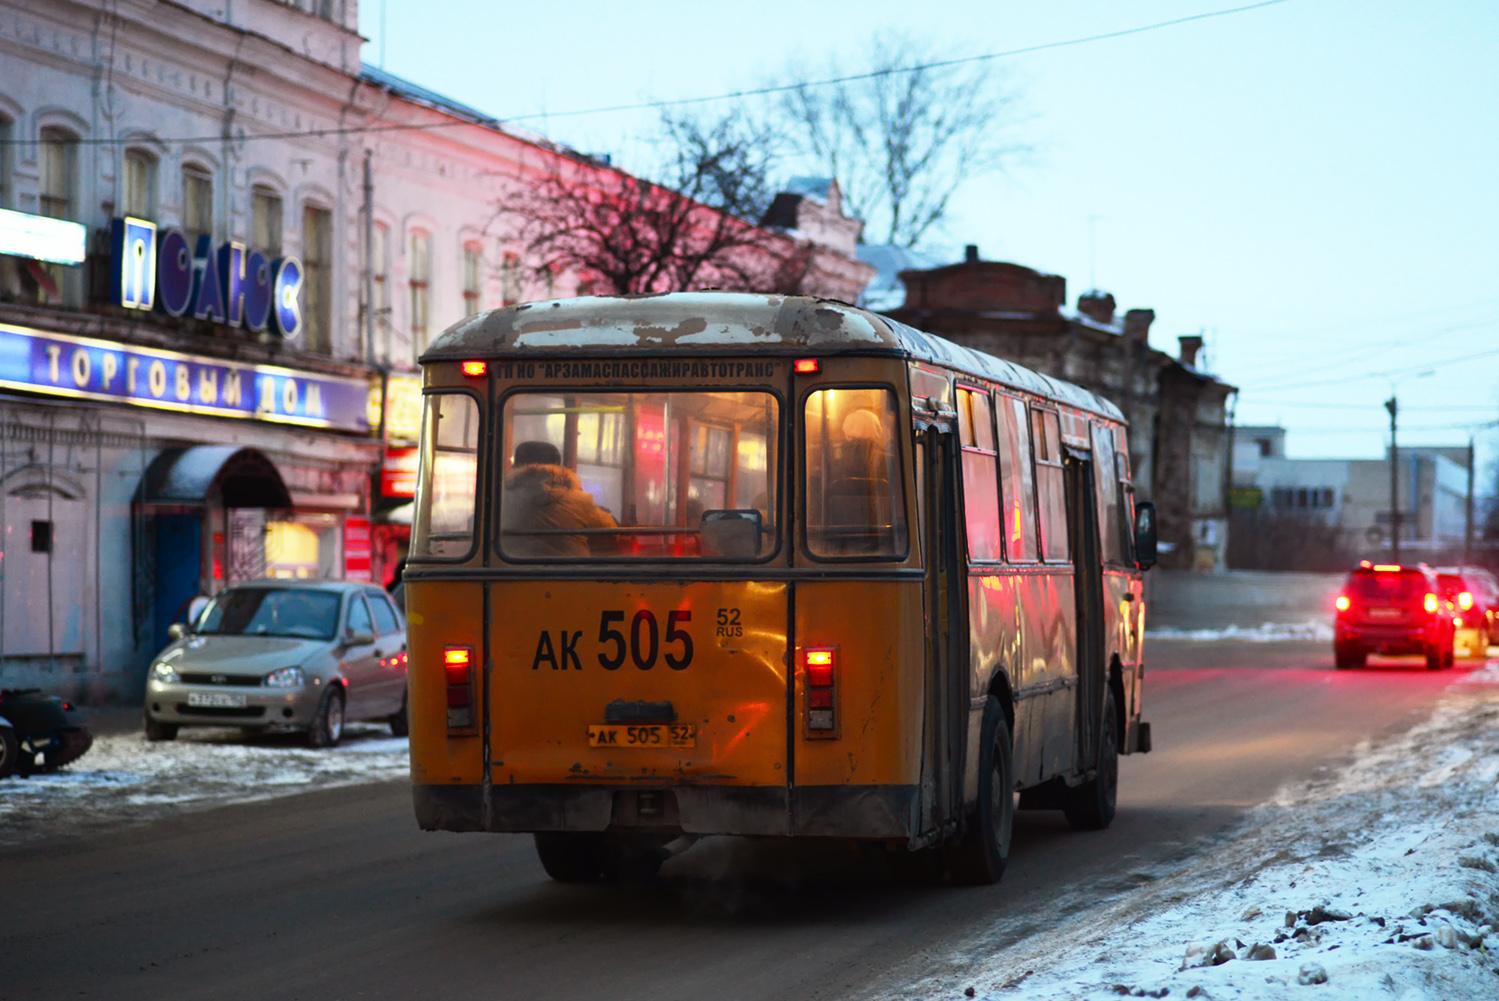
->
[264,667,306,688]
[150,662,179,684]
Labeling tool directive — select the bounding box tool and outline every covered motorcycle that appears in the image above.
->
[0,689,93,778]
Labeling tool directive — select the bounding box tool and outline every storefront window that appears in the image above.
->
[413,393,480,559]
[265,513,341,579]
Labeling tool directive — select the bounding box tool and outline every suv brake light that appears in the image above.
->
[1423,593,1438,614]
[1335,595,1350,611]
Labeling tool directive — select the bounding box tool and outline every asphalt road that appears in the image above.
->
[0,640,1479,1001]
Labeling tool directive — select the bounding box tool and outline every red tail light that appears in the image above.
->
[444,646,476,731]
[1459,591,1473,610]
[1335,595,1350,611]
[1424,593,1439,614]
[804,648,837,735]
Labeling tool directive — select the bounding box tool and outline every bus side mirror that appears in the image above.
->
[1134,502,1158,571]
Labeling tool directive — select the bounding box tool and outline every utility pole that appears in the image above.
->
[1465,435,1476,565]
[1386,396,1400,563]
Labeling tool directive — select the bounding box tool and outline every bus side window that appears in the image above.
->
[1093,423,1124,564]
[996,395,1038,562]
[804,387,908,559]
[958,387,1002,562]
[1030,408,1070,563]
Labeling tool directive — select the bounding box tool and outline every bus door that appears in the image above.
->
[915,424,966,835]
[1064,450,1107,773]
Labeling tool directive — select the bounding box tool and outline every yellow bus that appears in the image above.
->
[405,293,1156,884]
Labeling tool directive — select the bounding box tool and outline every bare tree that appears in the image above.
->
[772,34,1028,248]
[498,109,803,296]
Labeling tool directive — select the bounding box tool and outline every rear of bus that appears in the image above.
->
[404,298,926,876]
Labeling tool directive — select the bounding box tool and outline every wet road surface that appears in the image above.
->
[0,640,1483,1001]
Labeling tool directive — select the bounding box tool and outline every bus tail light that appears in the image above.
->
[804,648,837,734]
[461,360,487,377]
[444,646,476,731]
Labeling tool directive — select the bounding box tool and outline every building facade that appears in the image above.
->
[884,249,1235,570]
[0,0,872,701]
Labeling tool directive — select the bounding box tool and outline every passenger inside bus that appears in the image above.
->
[501,440,619,558]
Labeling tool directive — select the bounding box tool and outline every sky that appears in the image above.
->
[358,0,1499,479]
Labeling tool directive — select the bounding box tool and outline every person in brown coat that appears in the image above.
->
[501,440,618,557]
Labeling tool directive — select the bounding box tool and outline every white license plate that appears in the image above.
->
[187,691,247,708]
[1368,608,1401,620]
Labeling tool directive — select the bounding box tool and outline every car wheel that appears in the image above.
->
[1426,645,1443,671]
[1334,646,1364,670]
[1444,644,1456,668]
[1064,688,1120,832]
[144,716,178,742]
[947,695,1014,885]
[0,725,17,779]
[308,686,345,748]
[388,690,409,737]
[534,833,603,882]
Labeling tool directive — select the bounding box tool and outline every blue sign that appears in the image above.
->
[0,323,370,433]
[110,217,303,340]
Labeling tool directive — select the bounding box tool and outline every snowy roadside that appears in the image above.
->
[1146,622,1334,643]
[0,725,408,849]
[884,660,1499,1001]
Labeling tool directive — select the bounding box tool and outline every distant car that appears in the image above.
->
[144,580,409,746]
[1333,563,1455,670]
[1436,565,1499,659]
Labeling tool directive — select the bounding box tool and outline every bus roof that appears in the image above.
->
[423,292,1126,423]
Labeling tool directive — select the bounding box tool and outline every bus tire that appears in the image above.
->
[596,834,666,882]
[534,833,603,882]
[947,695,1014,886]
[1063,689,1119,832]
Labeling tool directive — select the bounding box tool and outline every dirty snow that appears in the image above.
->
[0,724,408,848]
[884,660,1499,1001]
[1146,622,1335,643]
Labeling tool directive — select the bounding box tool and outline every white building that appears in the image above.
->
[0,0,873,701]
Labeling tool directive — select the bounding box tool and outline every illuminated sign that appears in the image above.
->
[380,447,419,498]
[0,323,369,432]
[0,208,86,265]
[109,217,303,339]
[344,517,372,582]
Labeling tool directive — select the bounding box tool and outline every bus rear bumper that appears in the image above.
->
[413,782,918,840]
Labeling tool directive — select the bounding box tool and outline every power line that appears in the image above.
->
[1243,346,1499,394]
[0,1,1293,148]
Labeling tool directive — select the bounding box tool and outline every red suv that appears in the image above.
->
[1436,566,1499,659]
[1333,563,1456,670]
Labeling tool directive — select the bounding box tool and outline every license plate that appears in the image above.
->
[188,691,248,708]
[1368,608,1401,619]
[588,723,696,749]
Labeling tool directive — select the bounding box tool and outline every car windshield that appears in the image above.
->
[196,589,342,640]
[1348,572,1424,602]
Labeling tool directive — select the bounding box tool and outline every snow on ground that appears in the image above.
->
[1147,622,1335,643]
[0,724,408,848]
[885,660,1499,1001]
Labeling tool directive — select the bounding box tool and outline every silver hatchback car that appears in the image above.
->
[143,580,409,746]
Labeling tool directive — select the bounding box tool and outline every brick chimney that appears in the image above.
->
[964,244,980,263]
[1123,308,1155,343]
[1178,334,1204,367]
[1077,291,1116,325]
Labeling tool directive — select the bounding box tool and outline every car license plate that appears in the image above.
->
[1368,607,1401,619]
[587,723,696,749]
[187,691,248,708]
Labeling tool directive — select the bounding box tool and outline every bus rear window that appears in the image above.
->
[804,387,908,559]
[499,390,778,561]
[412,393,481,559]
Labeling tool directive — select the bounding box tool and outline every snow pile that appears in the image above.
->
[1146,622,1335,643]
[891,662,1499,1001]
[0,725,408,847]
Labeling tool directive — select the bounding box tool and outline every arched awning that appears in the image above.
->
[140,446,293,509]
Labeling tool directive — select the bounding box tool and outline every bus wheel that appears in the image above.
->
[948,695,1014,886]
[1063,690,1119,832]
[596,834,666,882]
[534,833,603,882]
